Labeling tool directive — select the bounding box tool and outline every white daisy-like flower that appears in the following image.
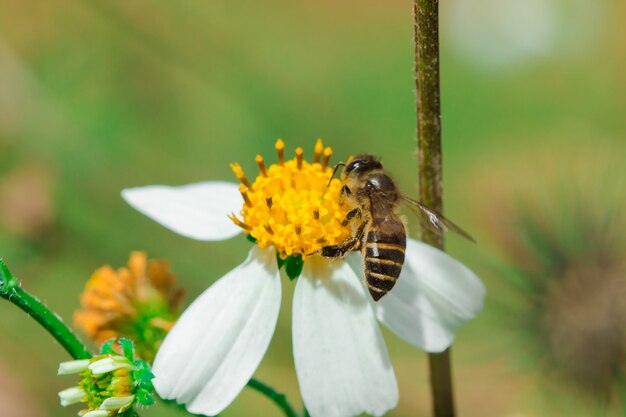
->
[122,139,485,417]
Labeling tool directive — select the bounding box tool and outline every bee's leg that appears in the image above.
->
[318,236,359,257]
[340,207,361,227]
[352,221,366,251]
[338,184,352,206]
[316,221,366,258]
[318,243,355,258]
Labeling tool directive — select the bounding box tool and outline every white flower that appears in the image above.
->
[122,140,485,417]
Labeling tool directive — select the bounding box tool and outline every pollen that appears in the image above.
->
[230,139,351,258]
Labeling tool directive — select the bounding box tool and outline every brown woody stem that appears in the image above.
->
[413,0,456,416]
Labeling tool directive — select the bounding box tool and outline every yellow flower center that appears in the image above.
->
[229,139,351,258]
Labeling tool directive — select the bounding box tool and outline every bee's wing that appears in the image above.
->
[400,195,476,243]
[366,183,397,218]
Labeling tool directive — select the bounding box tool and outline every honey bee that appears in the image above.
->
[316,154,474,301]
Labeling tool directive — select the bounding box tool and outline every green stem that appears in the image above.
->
[159,398,206,416]
[247,378,300,417]
[160,380,300,417]
[413,1,456,417]
[0,259,92,360]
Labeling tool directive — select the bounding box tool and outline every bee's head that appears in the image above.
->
[343,154,382,177]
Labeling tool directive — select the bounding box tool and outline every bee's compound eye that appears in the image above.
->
[345,158,383,175]
[345,160,363,174]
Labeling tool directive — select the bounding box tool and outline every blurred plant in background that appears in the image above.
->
[447,0,607,68]
[466,143,626,412]
[74,252,185,362]
[0,164,55,238]
[503,197,626,398]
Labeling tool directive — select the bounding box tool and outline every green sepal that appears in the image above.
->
[246,234,257,244]
[100,339,116,355]
[136,388,155,406]
[276,254,305,280]
[276,253,287,269]
[285,255,304,281]
[133,364,154,386]
[119,338,135,361]
[132,359,155,397]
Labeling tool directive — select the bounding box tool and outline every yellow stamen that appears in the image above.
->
[275,139,285,166]
[228,213,251,230]
[296,147,304,170]
[229,139,350,257]
[256,155,267,177]
[230,163,253,189]
[322,147,333,169]
[239,184,252,207]
[313,138,324,163]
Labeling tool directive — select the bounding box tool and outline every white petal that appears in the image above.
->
[82,411,111,417]
[58,387,85,406]
[88,356,132,375]
[57,359,90,375]
[121,181,243,241]
[99,396,135,411]
[152,246,281,416]
[364,239,486,353]
[293,258,398,417]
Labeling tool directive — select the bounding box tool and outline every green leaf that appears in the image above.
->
[285,255,304,281]
[246,234,257,243]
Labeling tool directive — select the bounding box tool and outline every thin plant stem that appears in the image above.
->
[247,378,300,417]
[0,259,92,360]
[413,0,456,417]
[160,380,300,417]
[158,398,208,416]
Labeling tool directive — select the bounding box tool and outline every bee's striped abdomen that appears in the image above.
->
[363,226,406,301]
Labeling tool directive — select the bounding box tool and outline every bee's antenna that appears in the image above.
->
[327,162,345,187]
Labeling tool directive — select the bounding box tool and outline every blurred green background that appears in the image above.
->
[1,1,625,416]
